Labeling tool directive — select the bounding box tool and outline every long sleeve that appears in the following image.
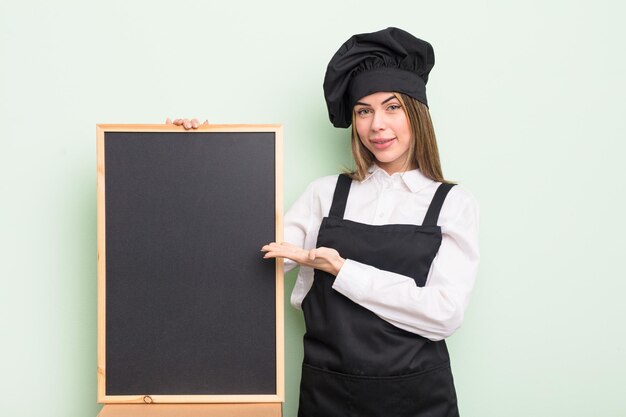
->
[285,169,480,340]
[284,176,338,308]
[332,190,479,341]
[282,182,312,274]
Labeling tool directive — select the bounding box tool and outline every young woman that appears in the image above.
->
[262,27,479,417]
[174,27,479,417]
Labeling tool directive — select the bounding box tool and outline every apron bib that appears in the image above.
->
[298,174,459,417]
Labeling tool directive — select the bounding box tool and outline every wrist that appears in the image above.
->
[333,257,345,276]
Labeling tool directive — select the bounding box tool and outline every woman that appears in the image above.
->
[263,27,478,417]
[175,27,479,417]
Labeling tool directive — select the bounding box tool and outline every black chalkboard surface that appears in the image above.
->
[96,125,284,405]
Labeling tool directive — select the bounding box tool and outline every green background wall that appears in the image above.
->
[1,1,625,416]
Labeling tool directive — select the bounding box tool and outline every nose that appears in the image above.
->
[371,111,386,131]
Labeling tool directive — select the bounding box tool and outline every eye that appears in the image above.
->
[387,104,402,111]
[355,108,372,117]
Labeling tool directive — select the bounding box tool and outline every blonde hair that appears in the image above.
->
[346,93,447,183]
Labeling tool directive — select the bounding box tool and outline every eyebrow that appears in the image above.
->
[355,95,397,106]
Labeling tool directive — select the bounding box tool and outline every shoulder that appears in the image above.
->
[447,184,478,207]
[308,173,342,189]
[286,174,341,219]
[440,183,480,228]
[300,174,341,202]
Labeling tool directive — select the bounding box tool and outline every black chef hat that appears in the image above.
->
[323,27,435,128]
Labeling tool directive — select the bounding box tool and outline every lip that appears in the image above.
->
[370,137,396,149]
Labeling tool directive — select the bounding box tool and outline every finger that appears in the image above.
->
[262,245,298,259]
[263,250,296,261]
[263,242,288,249]
[308,249,317,260]
[261,243,283,252]
[183,119,192,129]
[173,119,184,126]
[166,117,172,124]
[278,242,297,249]
[261,242,307,262]
[191,118,199,128]
[202,120,209,126]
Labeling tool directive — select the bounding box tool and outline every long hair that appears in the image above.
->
[346,93,447,183]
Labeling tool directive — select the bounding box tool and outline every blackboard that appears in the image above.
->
[96,125,284,404]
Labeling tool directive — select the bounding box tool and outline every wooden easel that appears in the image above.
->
[96,125,285,417]
[98,403,282,417]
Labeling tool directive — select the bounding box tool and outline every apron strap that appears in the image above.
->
[422,183,456,226]
[328,174,353,219]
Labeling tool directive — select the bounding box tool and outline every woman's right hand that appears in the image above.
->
[261,242,345,276]
[165,118,209,130]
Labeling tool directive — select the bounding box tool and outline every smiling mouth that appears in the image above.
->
[370,137,396,149]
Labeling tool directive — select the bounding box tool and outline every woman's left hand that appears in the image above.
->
[165,117,209,130]
[261,242,345,276]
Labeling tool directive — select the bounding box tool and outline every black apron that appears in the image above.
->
[298,174,459,417]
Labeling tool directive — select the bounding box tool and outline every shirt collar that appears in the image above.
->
[362,164,436,193]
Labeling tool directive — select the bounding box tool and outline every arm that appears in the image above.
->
[263,176,339,310]
[332,189,480,341]
[264,179,342,275]
[277,181,313,274]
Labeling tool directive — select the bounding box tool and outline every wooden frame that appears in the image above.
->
[96,124,284,410]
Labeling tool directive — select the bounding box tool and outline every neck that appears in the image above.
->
[376,160,417,175]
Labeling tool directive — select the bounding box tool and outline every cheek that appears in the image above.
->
[394,115,410,133]
[357,131,371,152]
[354,119,370,144]
[394,119,412,143]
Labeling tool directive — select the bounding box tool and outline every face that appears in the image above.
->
[353,92,415,175]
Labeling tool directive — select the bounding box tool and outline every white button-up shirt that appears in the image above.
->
[284,166,480,341]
